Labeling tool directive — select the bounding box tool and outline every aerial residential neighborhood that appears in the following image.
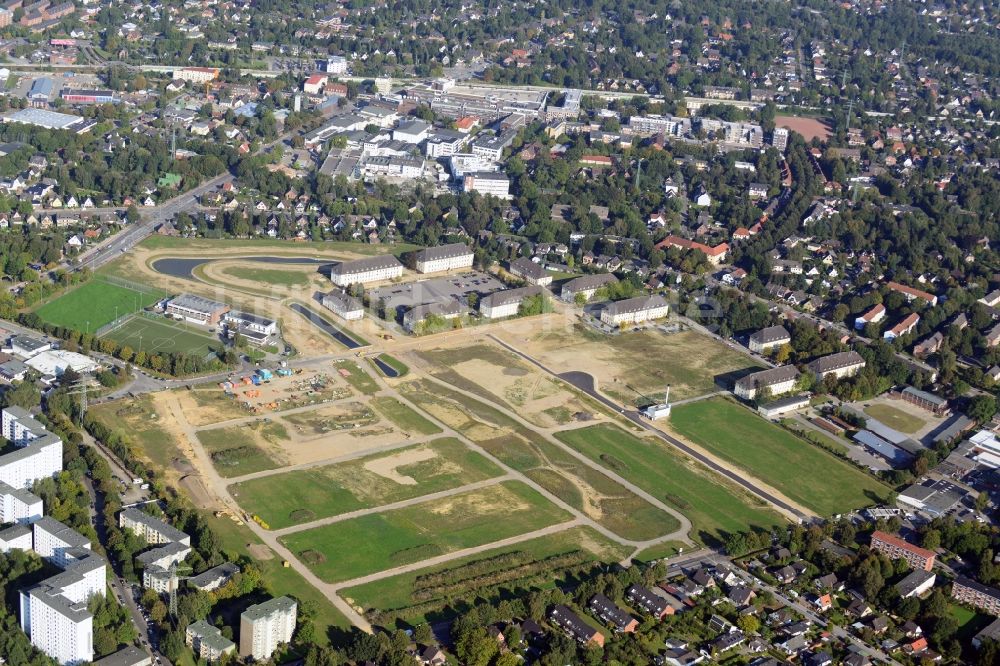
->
[0,0,997,665]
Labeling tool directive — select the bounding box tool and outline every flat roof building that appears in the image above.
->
[186,620,236,662]
[896,570,936,599]
[166,294,230,326]
[0,406,62,493]
[93,645,152,666]
[240,596,297,661]
[3,108,86,131]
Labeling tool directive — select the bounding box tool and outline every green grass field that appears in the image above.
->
[102,315,218,356]
[197,422,285,478]
[280,481,571,583]
[555,424,785,547]
[371,397,441,435]
[864,403,927,434]
[341,526,629,624]
[221,266,311,287]
[89,396,186,470]
[35,280,162,331]
[671,398,892,516]
[229,438,501,529]
[336,360,379,395]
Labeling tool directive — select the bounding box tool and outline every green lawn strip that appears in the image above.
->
[202,512,351,640]
[863,404,926,435]
[196,424,283,478]
[280,481,571,584]
[555,423,785,547]
[372,353,410,377]
[632,541,689,563]
[35,279,161,330]
[335,360,379,395]
[371,396,440,435]
[341,526,630,624]
[671,398,891,516]
[229,438,502,529]
[221,265,311,287]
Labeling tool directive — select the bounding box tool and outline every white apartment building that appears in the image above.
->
[448,153,496,178]
[0,480,43,524]
[425,131,467,158]
[0,523,32,552]
[321,290,364,320]
[733,365,801,400]
[325,55,347,74]
[174,67,219,83]
[186,620,236,662]
[21,586,93,665]
[120,508,191,546]
[33,516,92,568]
[21,519,106,666]
[479,286,544,319]
[561,274,618,302]
[748,325,791,353]
[0,406,62,491]
[463,171,510,198]
[806,350,866,380]
[413,243,474,274]
[626,114,690,137]
[330,255,404,287]
[599,295,670,326]
[240,596,297,661]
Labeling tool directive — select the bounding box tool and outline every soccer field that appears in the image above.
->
[101,315,217,356]
[35,280,162,331]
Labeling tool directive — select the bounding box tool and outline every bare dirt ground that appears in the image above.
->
[363,447,439,485]
[405,342,596,427]
[776,115,832,142]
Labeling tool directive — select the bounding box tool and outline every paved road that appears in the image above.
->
[73,171,235,273]
[81,433,163,662]
[488,334,812,523]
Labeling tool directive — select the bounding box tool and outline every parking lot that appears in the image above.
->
[4,71,104,100]
[368,271,505,319]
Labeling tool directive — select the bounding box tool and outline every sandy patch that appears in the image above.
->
[427,484,530,518]
[776,115,832,142]
[363,447,438,485]
[180,474,217,510]
[248,544,275,560]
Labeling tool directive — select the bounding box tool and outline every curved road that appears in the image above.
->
[488,335,811,523]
